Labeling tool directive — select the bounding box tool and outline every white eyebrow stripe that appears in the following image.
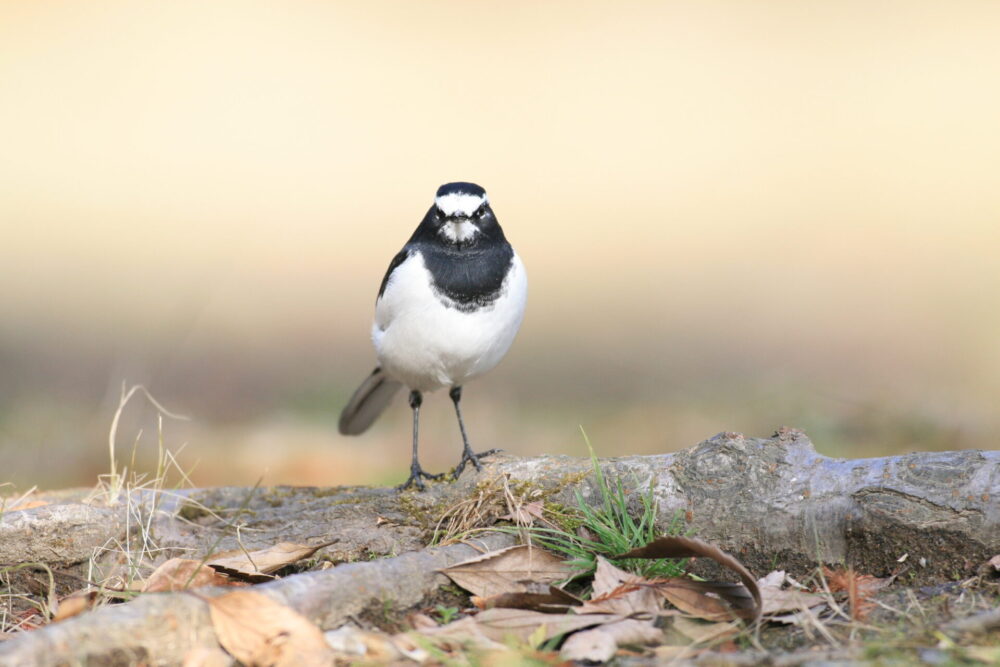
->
[435,192,487,217]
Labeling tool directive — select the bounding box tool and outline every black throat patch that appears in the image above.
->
[420,242,514,313]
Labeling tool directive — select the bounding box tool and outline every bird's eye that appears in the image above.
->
[474,205,486,219]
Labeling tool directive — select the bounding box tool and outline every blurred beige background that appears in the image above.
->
[1,1,998,490]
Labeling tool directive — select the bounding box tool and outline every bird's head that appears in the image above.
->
[432,182,493,244]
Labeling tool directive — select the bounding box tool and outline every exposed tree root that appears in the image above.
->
[2,428,997,664]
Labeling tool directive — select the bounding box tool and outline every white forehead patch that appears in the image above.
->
[435,192,487,217]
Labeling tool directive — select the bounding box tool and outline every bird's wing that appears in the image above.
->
[377,248,411,302]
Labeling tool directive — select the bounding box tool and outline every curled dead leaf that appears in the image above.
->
[207,540,336,579]
[617,536,761,621]
[208,590,332,667]
[52,591,99,622]
[657,580,755,622]
[472,585,582,613]
[142,558,231,593]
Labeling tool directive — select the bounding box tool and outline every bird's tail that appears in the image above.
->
[338,367,403,435]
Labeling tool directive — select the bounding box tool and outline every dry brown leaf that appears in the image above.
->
[559,626,617,662]
[658,580,750,621]
[579,556,663,616]
[596,618,663,646]
[440,545,574,598]
[324,626,404,661]
[208,590,332,667]
[500,500,546,526]
[591,556,640,599]
[758,570,786,589]
[388,634,433,663]
[407,612,439,631]
[560,619,662,662]
[618,536,761,621]
[473,586,582,613]
[142,558,231,592]
[52,591,98,622]
[472,607,619,645]
[207,541,336,578]
[672,616,740,644]
[757,571,827,618]
[325,626,431,663]
[410,615,508,652]
[181,647,233,667]
[760,588,828,618]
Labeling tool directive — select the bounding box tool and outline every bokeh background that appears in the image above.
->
[2,1,999,491]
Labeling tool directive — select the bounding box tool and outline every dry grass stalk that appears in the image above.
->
[432,475,506,545]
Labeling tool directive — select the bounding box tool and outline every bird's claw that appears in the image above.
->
[453,447,502,479]
[396,465,445,492]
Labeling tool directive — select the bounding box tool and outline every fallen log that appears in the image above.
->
[1,428,997,664]
[501,428,999,581]
[0,533,516,666]
[0,502,122,567]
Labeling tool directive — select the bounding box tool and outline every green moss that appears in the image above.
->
[177,502,245,521]
[508,469,590,501]
[542,501,584,533]
[396,492,448,530]
[325,496,366,505]
[177,502,218,521]
[557,470,591,490]
[306,486,358,499]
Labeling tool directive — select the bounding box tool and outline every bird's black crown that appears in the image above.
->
[436,182,486,198]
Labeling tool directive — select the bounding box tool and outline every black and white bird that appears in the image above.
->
[338,182,528,490]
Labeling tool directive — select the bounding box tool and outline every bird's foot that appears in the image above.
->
[453,447,502,479]
[396,464,445,492]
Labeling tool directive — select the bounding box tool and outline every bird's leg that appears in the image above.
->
[450,386,500,478]
[396,390,444,491]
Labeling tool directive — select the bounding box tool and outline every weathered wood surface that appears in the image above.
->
[2,429,997,665]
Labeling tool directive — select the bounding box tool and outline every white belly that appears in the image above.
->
[372,251,527,392]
